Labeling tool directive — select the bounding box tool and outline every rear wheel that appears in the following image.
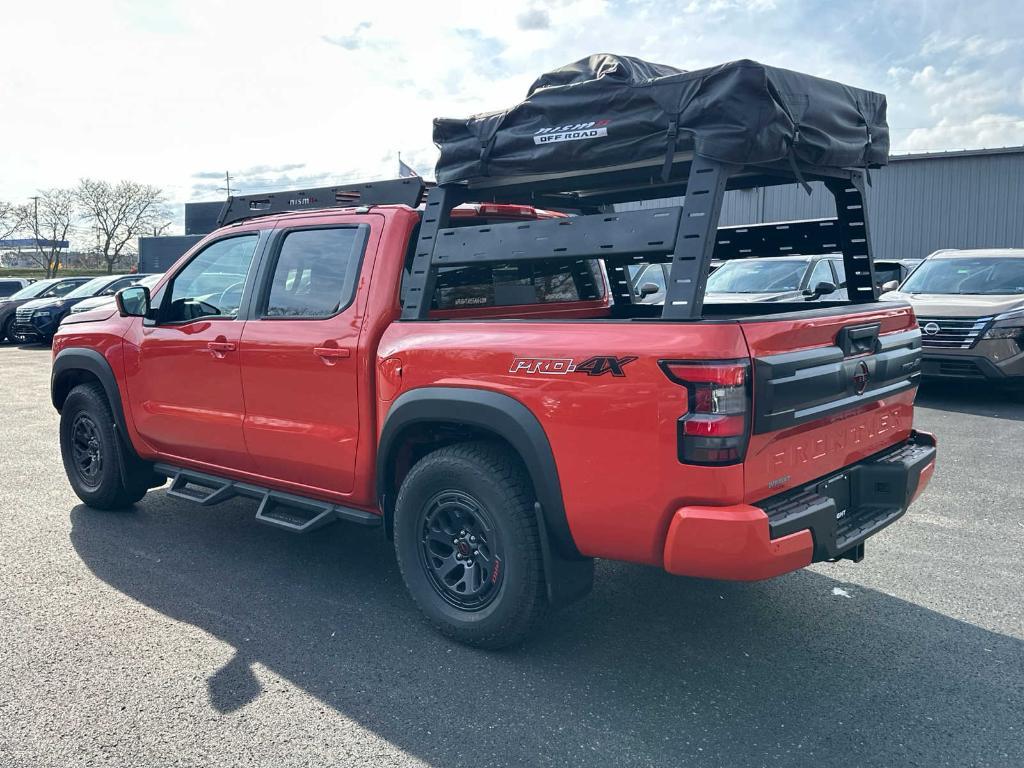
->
[393,441,547,649]
[59,383,151,509]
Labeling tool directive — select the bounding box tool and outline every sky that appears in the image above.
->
[2,0,1023,219]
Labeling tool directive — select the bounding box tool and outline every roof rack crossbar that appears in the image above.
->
[217,177,426,227]
[429,207,683,266]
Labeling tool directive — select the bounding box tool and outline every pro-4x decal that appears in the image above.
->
[509,355,637,377]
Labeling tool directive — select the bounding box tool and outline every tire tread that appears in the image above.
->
[394,441,548,649]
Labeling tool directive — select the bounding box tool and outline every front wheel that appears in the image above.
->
[393,442,548,649]
[59,383,151,509]
[1,316,12,343]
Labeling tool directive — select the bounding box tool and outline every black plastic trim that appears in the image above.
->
[752,328,922,434]
[52,347,126,427]
[377,386,580,557]
[759,431,936,560]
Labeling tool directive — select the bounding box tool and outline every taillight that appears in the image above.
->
[659,359,751,465]
[476,203,539,218]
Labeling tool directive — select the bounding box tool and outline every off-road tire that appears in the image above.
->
[60,383,150,510]
[393,441,547,649]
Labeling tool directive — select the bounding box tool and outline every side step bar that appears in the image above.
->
[155,463,381,533]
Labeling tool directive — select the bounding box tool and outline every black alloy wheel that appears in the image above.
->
[419,490,503,611]
[70,413,104,488]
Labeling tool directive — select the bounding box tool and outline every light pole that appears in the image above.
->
[28,195,45,275]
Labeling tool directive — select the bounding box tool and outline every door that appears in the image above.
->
[239,222,374,494]
[123,232,262,470]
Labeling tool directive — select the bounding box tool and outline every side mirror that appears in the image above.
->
[804,281,837,299]
[116,285,150,317]
[637,282,660,298]
[880,280,899,293]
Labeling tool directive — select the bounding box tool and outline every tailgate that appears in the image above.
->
[740,304,922,501]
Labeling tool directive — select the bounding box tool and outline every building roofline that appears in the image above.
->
[889,146,1024,162]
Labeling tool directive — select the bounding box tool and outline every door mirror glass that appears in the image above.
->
[116,285,150,317]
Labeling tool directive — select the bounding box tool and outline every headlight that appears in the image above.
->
[982,307,1024,340]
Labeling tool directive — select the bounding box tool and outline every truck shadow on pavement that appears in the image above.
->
[70,497,1022,768]
[916,380,1024,421]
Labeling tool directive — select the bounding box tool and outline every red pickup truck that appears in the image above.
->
[51,173,935,648]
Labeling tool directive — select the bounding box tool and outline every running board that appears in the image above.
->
[155,463,381,533]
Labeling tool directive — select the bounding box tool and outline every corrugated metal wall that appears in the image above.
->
[138,235,204,273]
[618,150,1024,261]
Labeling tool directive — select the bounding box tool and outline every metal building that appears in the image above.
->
[619,146,1024,261]
[137,201,223,273]
[184,201,224,236]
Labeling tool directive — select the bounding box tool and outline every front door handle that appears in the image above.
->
[314,346,351,365]
[208,339,236,358]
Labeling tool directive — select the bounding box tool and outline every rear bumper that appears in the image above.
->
[663,430,937,581]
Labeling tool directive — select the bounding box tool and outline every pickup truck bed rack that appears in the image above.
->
[400,153,878,321]
[217,177,428,227]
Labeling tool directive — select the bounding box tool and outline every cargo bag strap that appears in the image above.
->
[786,129,813,195]
[660,119,680,182]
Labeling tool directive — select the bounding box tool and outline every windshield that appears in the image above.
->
[8,280,55,300]
[65,276,119,299]
[705,260,808,293]
[900,257,1024,295]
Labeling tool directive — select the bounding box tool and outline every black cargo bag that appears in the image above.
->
[433,54,889,185]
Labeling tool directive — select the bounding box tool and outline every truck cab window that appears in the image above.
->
[432,259,602,310]
[263,227,366,318]
[165,235,258,323]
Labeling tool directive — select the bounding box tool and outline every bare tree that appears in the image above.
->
[0,200,26,242]
[76,179,172,273]
[25,189,76,277]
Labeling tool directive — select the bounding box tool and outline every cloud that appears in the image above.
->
[322,20,372,50]
[516,9,550,30]
[1,0,1022,211]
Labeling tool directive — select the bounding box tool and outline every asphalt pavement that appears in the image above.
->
[0,343,1021,767]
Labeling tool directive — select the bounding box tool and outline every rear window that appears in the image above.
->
[432,259,603,310]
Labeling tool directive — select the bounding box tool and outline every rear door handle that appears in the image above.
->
[314,346,351,363]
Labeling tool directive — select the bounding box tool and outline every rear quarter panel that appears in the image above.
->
[377,320,750,566]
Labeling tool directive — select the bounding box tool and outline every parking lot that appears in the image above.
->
[0,343,1021,768]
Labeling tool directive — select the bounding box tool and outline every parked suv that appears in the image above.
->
[881,249,1024,385]
[67,273,163,316]
[13,273,148,344]
[0,277,34,298]
[0,277,91,343]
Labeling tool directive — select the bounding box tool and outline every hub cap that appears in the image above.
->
[71,414,103,486]
[419,490,503,611]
